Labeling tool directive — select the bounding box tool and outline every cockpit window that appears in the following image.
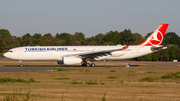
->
[8,50,13,52]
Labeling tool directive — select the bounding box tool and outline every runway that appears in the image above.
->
[0,65,123,71]
[129,61,180,67]
[0,66,63,71]
[0,61,180,71]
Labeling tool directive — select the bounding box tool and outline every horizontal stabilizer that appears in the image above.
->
[151,44,174,51]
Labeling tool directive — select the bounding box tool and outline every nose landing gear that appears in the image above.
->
[19,60,23,67]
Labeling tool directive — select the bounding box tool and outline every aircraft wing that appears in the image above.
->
[66,44,129,58]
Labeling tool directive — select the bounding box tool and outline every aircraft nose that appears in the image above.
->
[3,52,9,58]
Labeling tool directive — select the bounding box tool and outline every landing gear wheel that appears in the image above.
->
[91,63,95,67]
[19,60,23,67]
[86,63,90,67]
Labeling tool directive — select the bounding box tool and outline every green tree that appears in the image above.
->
[175,46,180,61]
[79,32,85,41]
[43,33,52,40]
[168,46,177,61]
[72,32,85,45]
[73,41,81,46]
[33,33,42,39]
[163,32,180,46]
[131,33,144,45]
[50,37,62,46]
[56,33,72,46]
[139,54,152,61]
[88,41,97,45]
[138,53,158,61]
[85,36,96,45]
[151,53,158,61]
[22,33,31,40]
[0,29,11,38]
[103,42,114,45]
[1,36,20,52]
[38,38,53,46]
[156,50,163,61]
[31,39,40,46]
[64,36,73,46]
[102,31,121,45]
[162,49,169,61]
[102,29,133,45]
[56,33,71,40]
[95,33,104,45]
[120,29,133,45]
[21,33,33,46]
[0,38,3,52]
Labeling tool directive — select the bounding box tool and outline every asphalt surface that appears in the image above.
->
[0,65,123,71]
[0,66,61,71]
[130,61,180,67]
[0,61,180,71]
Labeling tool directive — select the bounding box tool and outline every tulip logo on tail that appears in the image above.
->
[138,24,169,46]
[149,30,163,46]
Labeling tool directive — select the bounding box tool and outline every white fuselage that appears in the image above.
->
[4,45,154,61]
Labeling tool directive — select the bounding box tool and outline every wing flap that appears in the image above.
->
[65,44,129,58]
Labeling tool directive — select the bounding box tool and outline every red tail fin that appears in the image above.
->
[138,24,169,46]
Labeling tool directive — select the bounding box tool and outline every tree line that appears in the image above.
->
[0,29,179,61]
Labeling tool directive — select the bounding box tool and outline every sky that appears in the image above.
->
[0,0,180,38]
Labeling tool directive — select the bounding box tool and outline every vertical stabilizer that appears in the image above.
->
[138,24,169,46]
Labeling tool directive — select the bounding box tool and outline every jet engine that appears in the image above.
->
[63,56,82,65]
[57,61,63,64]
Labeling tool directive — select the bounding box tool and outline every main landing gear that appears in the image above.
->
[82,62,95,67]
[81,58,96,67]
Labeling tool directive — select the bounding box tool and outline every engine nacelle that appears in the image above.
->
[57,61,63,64]
[63,56,82,65]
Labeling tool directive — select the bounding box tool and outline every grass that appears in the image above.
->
[139,77,158,82]
[55,78,69,80]
[86,81,98,85]
[161,71,180,79]
[101,82,105,85]
[147,71,156,73]
[71,81,82,84]
[71,81,79,84]
[102,91,107,101]
[56,68,68,71]
[107,76,117,79]
[0,60,180,100]
[139,71,180,82]
[85,70,90,72]
[2,89,31,101]
[70,81,101,85]
[0,78,36,83]
[127,71,135,76]
[109,70,116,72]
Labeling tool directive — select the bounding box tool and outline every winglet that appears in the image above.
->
[122,44,129,49]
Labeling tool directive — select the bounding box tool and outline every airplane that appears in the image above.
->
[4,24,169,67]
